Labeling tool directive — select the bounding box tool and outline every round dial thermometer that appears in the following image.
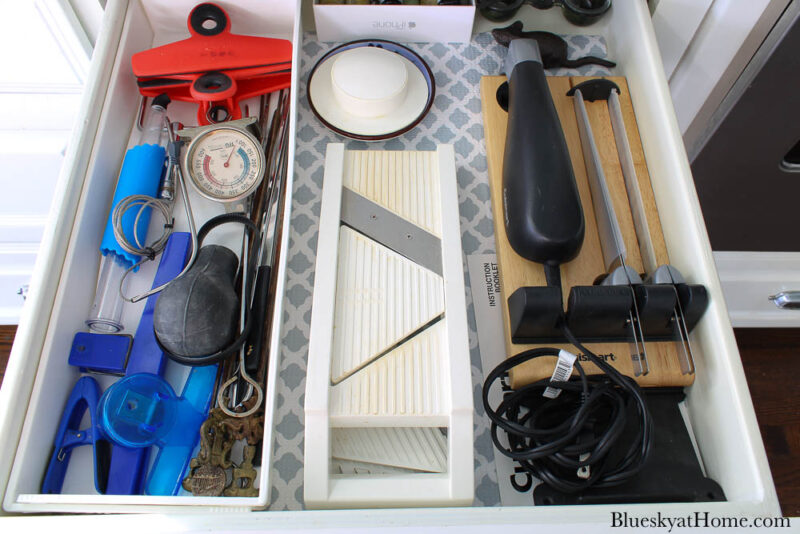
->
[183,124,265,203]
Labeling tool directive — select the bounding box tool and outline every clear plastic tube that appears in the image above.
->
[139,103,168,146]
[86,254,129,333]
[87,99,170,331]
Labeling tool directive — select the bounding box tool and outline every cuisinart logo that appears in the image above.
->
[372,20,417,30]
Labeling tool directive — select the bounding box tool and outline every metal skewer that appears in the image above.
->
[215,89,291,414]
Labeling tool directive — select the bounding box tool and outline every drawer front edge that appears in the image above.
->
[0,0,129,513]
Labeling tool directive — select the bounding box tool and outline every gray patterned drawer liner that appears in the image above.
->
[269,31,612,510]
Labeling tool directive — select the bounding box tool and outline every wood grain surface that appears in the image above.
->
[0,325,14,387]
[480,75,692,388]
[736,328,800,517]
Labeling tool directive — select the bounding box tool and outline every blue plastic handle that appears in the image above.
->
[127,232,192,377]
[42,376,108,494]
[99,143,165,270]
[99,366,217,496]
[105,232,191,495]
[145,365,218,495]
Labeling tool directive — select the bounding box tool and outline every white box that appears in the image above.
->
[0,0,781,527]
[313,2,476,43]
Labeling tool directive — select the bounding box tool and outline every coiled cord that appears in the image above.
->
[115,118,199,304]
[482,266,653,494]
[111,195,173,260]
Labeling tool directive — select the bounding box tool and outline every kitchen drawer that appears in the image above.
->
[715,251,800,327]
[0,0,300,513]
[0,0,780,526]
[692,4,800,329]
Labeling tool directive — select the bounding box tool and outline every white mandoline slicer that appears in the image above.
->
[304,144,473,508]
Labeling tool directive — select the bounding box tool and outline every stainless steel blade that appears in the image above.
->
[650,265,696,375]
[331,314,444,386]
[340,188,443,277]
[573,89,627,272]
[608,90,658,274]
[601,265,650,376]
[607,90,695,376]
[574,88,649,375]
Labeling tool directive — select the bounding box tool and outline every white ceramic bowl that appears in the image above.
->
[308,40,435,140]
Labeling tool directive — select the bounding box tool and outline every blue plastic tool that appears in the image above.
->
[99,143,165,269]
[127,232,192,377]
[105,232,191,495]
[42,376,110,494]
[100,95,170,270]
[87,97,171,334]
[98,367,217,495]
[68,332,132,375]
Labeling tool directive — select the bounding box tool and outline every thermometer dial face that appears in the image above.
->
[184,126,265,203]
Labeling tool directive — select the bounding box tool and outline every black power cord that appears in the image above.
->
[482,264,653,494]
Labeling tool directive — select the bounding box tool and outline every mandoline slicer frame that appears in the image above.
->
[304,144,473,509]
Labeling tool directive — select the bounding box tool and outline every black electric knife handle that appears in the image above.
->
[502,39,585,266]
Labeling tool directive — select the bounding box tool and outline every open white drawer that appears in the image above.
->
[0,0,781,526]
[0,0,300,514]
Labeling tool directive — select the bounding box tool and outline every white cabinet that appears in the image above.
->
[0,2,89,324]
[687,2,800,327]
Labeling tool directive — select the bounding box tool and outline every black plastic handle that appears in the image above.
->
[502,57,585,266]
[245,264,271,376]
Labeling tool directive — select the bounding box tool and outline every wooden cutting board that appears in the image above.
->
[480,75,693,388]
